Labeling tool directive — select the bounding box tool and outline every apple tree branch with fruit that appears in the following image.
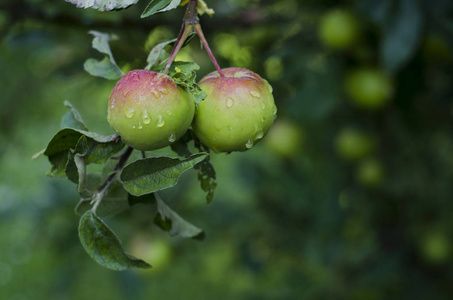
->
[34,0,276,270]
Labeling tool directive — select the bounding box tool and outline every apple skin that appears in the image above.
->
[192,67,277,153]
[319,9,360,50]
[108,70,195,151]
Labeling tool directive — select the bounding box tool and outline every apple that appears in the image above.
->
[356,158,384,188]
[108,69,195,151]
[192,67,277,153]
[319,9,360,50]
[335,128,375,161]
[345,68,393,110]
[264,119,303,158]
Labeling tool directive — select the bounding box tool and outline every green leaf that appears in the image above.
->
[84,57,124,80]
[75,175,156,218]
[120,153,208,196]
[170,131,217,202]
[167,61,207,103]
[145,39,174,71]
[79,210,151,270]
[141,0,182,18]
[154,194,205,240]
[43,128,122,177]
[61,101,88,131]
[84,31,124,80]
[65,0,138,12]
[197,159,217,203]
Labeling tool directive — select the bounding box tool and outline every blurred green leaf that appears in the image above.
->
[65,0,139,12]
[120,153,208,196]
[141,0,182,18]
[79,210,151,270]
[154,194,205,240]
[380,0,423,73]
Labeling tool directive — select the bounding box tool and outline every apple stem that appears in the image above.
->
[163,0,224,77]
[163,24,193,75]
[194,24,225,77]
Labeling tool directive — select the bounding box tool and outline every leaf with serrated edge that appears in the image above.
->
[65,0,138,12]
[79,210,151,270]
[120,153,207,196]
[154,194,204,239]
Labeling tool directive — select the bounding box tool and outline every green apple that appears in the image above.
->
[265,119,303,158]
[356,158,384,188]
[421,231,451,264]
[108,69,195,151]
[335,128,375,161]
[345,68,393,110]
[319,9,360,50]
[192,67,277,153]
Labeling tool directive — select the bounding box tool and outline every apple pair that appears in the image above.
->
[107,68,277,153]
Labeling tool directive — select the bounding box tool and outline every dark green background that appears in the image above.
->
[1,0,453,299]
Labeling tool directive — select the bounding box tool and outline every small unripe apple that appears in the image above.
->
[356,158,384,188]
[192,67,277,153]
[108,70,195,151]
[335,128,375,161]
[319,9,360,50]
[345,68,393,110]
[265,119,303,158]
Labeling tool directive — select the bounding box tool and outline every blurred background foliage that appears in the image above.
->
[1,0,453,299]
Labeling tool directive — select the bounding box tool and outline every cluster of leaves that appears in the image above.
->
[36,20,217,269]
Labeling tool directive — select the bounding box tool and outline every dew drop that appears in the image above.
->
[226,97,234,108]
[255,129,264,139]
[152,90,160,98]
[132,124,136,129]
[125,108,135,118]
[156,115,165,128]
[228,126,233,131]
[272,105,277,115]
[250,90,261,98]
[138,122,143,130]
[166,110,173,116]
[142,110,151,124]
[159,88,169,95]
[261,102,266,109]
[168,134,176,143]
[245,139,254,149]
[268,84,273,93]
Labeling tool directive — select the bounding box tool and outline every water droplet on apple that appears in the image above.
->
[228,126,233,131]
[132,124,136,129]
[159,88,169,95]
[125,108,135,118]
[168,134,176,142]
[226,98,234,108]
[255,129,264,139]
[138,122,143,129]
[250,90,261,98]
[142,110,151,124]
[245,139,254,149]
[261,102,266,109]
[156,115,165,127]
[166,110,173,116]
